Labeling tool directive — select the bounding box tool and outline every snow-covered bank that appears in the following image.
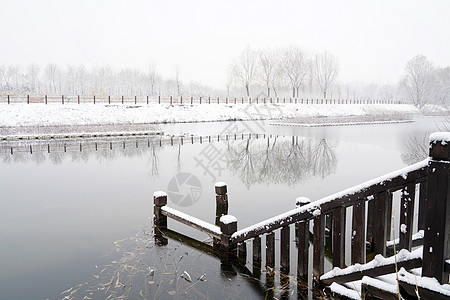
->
[0,103,420,128]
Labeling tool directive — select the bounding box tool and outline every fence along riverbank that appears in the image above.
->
[1,94,405,105]
[153,132,450,299]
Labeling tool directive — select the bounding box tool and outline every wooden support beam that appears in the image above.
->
[280,226,290,273]
[266,232,275,268]
[399,182,416,251]
[423,133,450,284]
[332,207,346,268]
[313,215,325,280]
[352,200,366,264]
[373,191,389,256]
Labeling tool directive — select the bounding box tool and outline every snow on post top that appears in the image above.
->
[430,132,450,145]
[153,191,168,198]
[220,215,237,224]
[215,182,227,188]
[296,197,311,207]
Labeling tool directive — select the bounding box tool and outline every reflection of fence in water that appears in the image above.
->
[0,134,289,163]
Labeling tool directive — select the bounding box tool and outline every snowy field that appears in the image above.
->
[0,103,420,128]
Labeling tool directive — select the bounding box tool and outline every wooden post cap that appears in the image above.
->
[219,215,237,235]
[215,182,227,195]
[153,191,167,206]
[429,132,450,160]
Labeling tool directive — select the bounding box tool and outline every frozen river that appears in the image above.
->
[0,116,445,299]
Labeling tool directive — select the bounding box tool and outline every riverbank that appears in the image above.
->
[0,102,444,139]
[0,103,420,126]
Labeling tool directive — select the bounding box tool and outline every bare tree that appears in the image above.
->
[45,63,59,94]
[312,51,339,99]
[258,49,278,97]
[281,46,309,98]
[231,47,257,97]
[175,65,181,96]
[399,55,433,107]
[148,63,157,96]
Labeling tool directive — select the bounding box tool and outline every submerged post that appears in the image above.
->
[153,191,168,229]
[422,132,450,284]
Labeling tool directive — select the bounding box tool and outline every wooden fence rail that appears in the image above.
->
[1,94,406,105]
[153,132,450,291]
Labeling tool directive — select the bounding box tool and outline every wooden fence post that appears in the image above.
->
[399,182,416,251]
[352,200,366,264]
[45,95,48,104]
[146,95,148,105]
[77,95,79,104]
[296,197,311,278]
[215,182,228,248]
[153,192,168,228]
[313,214,325,280]
[27,95,30,104]
[220,215,237,252]
[7,95,10,104]
[93,95,96,104]
[135,95,137,105]
[61,95,64,105]
[332,207,346,268]
[422,132,450,284]
[109,95,111,104]
[122,95,124,104]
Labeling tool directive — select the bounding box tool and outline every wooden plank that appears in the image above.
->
[321,257,422,285]
[238,242,247,261]
[253,235,261,263]
[280,226,290,273]
[418,181,428,231]
[373,191,389,256]
[361,282,399,300]
[332,207,345,268]
[161,208,221,239]
[352,200,366,264]
[297,220,309,278]
[313,215,325,280]
[366,198,376,253]
[399,279,450,300]
[266,232,275,268]
[230,168,427,245]
[399,182,416,251]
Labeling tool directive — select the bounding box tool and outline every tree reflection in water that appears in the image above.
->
[1,135,337,188]
[227,137,337,187]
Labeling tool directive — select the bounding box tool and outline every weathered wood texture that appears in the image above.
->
[422,139,450,284]
[321,257,423,285]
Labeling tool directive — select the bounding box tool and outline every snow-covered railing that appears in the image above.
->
[1,94,406,105]
[153,132,450,289]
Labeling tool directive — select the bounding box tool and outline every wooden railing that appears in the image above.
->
[1,94,405,105]
[154,132,450,287]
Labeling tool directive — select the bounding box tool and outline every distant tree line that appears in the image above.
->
[0,63,219,97]
[1,51,448,106]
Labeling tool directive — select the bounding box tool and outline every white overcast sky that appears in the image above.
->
[1,0,449,89]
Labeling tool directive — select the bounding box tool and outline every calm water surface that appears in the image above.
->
[0,116,444,299]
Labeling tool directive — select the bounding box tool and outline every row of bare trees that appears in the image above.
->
[0,63,219,97]
[228,46,339,98]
